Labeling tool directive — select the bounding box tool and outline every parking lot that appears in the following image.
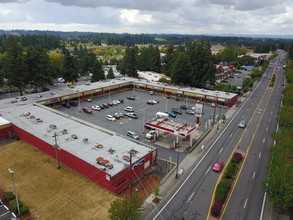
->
[59,89,228,160]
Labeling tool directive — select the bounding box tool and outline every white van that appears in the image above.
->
[156,112,169,118]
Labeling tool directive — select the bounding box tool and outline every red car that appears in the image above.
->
[82,107,93,114]
[213,160,224,172]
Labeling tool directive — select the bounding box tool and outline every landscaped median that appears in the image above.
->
[210,150,245,219]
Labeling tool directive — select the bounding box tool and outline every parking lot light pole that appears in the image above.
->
[8,168,20,215]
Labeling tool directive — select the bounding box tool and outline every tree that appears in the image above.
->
[108,193,143,220]
[161,45,174,76]
[119,47,138,77]
[91,60,105,82]
[171,52,192,85]
[48,51,64,79]
[24,46,53,92]
[107,67,115,79]
[2,37,27,96]
[61,49,79,83]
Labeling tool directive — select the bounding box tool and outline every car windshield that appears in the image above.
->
[215,162,221,167]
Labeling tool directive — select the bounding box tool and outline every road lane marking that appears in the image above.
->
[271,111,273,115]
[229,133,233,138]
[247,108,249,111]
[269,118,271,122]
[242,115,245,118]
[252,171,256,179]
[218,148,223,154]
[273,105,275,109]
[266,127,268,131]
[263,138,265,143]
[188,192,195,202]
[259,152,262,158]
[244,198,248,209]
[206,166,211,175]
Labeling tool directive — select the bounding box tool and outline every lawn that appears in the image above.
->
[0,140,116,220]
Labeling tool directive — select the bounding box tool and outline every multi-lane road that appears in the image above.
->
[147,51,286,220]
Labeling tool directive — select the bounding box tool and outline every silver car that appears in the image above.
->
[238,120,246,128]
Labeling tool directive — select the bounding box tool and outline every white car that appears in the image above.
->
[125,106,134,112]
[107,115,116,121]
[92,105,101,111]
[238,120,246,128]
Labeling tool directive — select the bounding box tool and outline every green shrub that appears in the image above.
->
[215,180,231,201]
[20,206,30,215]
[3,192,15,202]
[225,161,237,179]
[9,199,23,213]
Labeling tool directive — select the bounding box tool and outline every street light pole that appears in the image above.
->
[175,132,180,179]
[8,168,20,215]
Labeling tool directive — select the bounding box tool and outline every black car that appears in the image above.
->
[69,101,78,106]
[99,104,105,109]
[119,99,124,103]
[62,102,70,108]
[102,103,109,108]
[172,108,182,115]
[127,95,135,100]
[180,105,188,110]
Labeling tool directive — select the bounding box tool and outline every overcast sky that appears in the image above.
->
[1,0,293,36]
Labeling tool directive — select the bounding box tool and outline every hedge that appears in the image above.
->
[215,180,231,201]
[225,161,238,179]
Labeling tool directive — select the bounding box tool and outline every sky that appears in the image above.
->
[1,0,293,36]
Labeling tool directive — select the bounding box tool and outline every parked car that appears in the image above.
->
[172,108,182,115]
[186,109,195,115]
[167,112,177,118]
[83,107,93,114]
[106,115,116,121]
[126,113,138,119]
[211,103,216,107]
[180,105,188,110]
[92,105,101,111]
[62,102,70,108]
[150,91,154,95]
[127,131,139,140]
[99,104,105,109]
[20,96,28,101]
[145,130,156,140]
[213,160,224,172]
[69,101,78,106]
[107,102,114,106]
[147,100,158,105]
[119,99,124,103]
[84,98,92,102]
[127,95,135,100]
[113,113,121,119]
[125,106,134,112]
[102,103,109,108]
[238,120,246,128]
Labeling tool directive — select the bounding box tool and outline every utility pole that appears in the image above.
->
[53,132,61,169]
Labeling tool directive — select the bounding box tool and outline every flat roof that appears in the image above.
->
[0,101,155,177]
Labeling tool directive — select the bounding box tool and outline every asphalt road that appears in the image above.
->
[221,52,286,220]
[147,52,285,220]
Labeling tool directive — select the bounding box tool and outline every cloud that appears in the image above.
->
[120,9,153,25]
